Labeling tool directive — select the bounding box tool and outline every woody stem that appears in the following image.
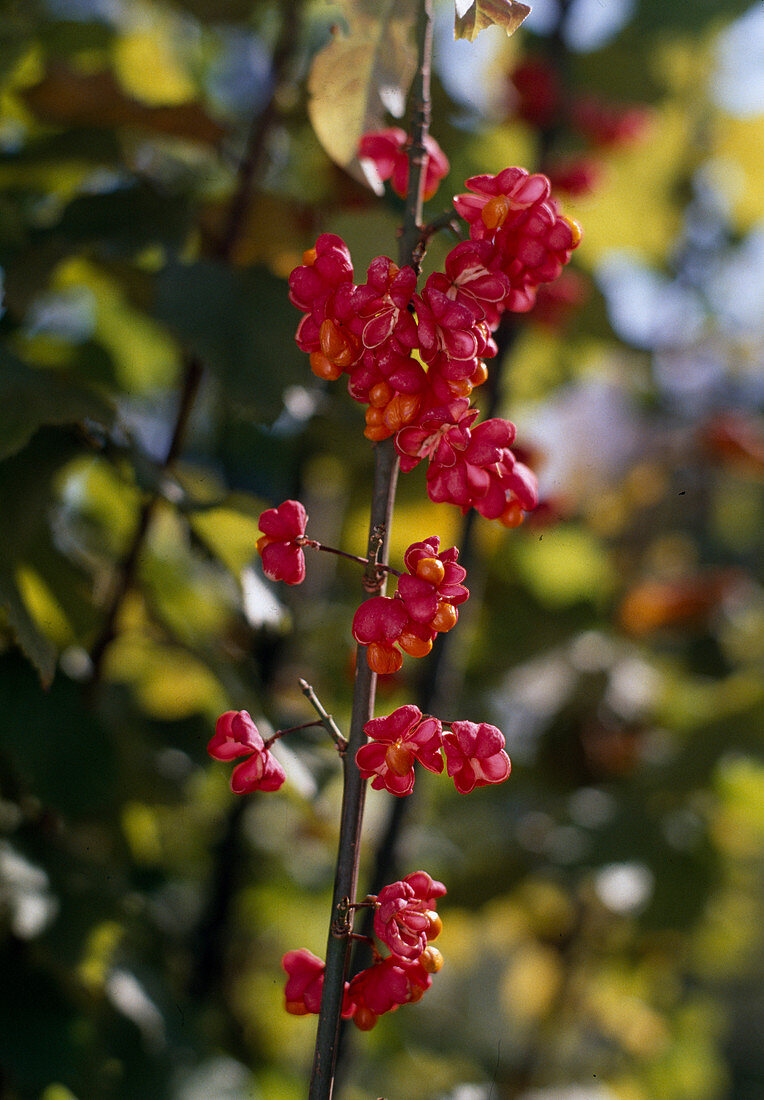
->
[309,5,433,1096]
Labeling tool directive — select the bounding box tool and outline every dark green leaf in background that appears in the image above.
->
[53,182,192,257]
[0,428,94,684]
[636,0,753,32]
[0,348,113,463]
[0,653,117,814]
[154,260,306,421]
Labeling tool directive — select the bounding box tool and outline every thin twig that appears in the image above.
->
[214,0,302,259]
[299,679,348,752]
[420,209,463,245]
[89,355,203,680]
[301,539,401,577]
[263,719,325,749]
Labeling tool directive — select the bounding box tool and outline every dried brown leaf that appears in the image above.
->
[454,0,531,42]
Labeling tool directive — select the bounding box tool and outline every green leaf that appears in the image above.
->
[636,0,751,32]
[23,65,226,147]
[0,429,86,685]
[154,261,305,421]
[170,0,258,20]
[0,347,113,463]
[39,17,113,57]
[0,127,122,171]
[453,0,530,42]
[0,0,41,82]
[307,0,417,187]
[54,182,191,255]
[0,936,79,1092]
[0,653,117,814]
[0,570,57,687]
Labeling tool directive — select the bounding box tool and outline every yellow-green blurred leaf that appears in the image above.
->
[513,524,615,607]
[562,103,688,266]
[23,64,225,146]
[112,26,196,107]
[190,496,262,576]
[54,257,180,393]
[105,634,225,719]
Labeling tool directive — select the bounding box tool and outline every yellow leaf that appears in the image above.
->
[15,566,74,647]
[308,0,417,182]
[104,635,225,719]
[561,104,688,266]
[122,802,163,864]
[513,524,615,607]
[454,0,530,43]
[78,920,124,992]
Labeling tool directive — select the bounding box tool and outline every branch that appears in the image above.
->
[399,0,435,274]
[309,3,434,1095]
[213,0,302,260]
[88,0,304,683]
[89,355,203,680]
[352,0,577,993]
[309,440,399,1098]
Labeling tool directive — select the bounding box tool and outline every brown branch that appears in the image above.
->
[399,0,435,275]
[87,0,304,682]
[89,355,203,680]
[309,439,399,1098]
[213,0,302,260]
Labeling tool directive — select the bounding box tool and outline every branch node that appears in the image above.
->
[331,897,353,938]
[362,524,387,592]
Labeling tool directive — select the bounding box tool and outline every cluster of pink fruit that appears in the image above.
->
[207,139,583,1033]
[288,149,581,525]
[283,870,446,1031]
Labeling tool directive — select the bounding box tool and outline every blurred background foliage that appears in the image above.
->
[0,0,762,1097]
